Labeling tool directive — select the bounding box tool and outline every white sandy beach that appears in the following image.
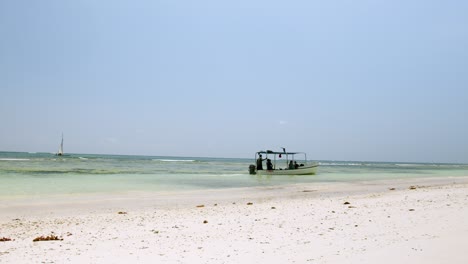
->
[1,176,468,263]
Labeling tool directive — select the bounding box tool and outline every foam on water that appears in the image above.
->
[153,159,196,162]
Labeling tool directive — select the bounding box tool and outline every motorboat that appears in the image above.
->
[249,149,318,175]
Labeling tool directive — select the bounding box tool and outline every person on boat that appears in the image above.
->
[266,159,273,170]
[256,154,266,170]
[294,161,299,169]
[288,160,294,169]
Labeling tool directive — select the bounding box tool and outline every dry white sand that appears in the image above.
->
[1,176,468,263]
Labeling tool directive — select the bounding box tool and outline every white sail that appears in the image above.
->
[57,134,64,155]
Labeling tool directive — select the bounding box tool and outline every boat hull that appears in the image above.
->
[255,164,318,175]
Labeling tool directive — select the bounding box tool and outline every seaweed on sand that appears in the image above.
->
[33,235,63,242]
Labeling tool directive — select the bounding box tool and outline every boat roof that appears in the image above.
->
[256,150,305,155]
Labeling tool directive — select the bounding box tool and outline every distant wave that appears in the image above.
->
[394,163,419,167]
[153,159,196,162]
[319,162,365,166]
[0,158,30,161]
[3,168,133,175]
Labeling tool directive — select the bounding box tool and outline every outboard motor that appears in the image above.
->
[249,164,256,175]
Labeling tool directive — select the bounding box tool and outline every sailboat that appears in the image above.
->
[56,133,64,156]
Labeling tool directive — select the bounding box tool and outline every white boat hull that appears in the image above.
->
[255,164,318,175]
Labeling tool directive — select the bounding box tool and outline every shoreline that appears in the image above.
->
[1,176,466,217]
[1,176,468,263]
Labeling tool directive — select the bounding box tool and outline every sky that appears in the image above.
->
[1,0,467,163]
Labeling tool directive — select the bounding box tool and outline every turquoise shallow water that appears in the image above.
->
[1,152,467,198]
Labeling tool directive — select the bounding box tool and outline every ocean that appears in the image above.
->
[1,151,467,199]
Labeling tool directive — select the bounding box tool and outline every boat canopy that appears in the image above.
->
[256,150,304,156]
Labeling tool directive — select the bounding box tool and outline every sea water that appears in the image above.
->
[1,151,467,199]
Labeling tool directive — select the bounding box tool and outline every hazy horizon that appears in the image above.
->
[1,150,467,165]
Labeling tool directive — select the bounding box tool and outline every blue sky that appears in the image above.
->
[1,0,467,163]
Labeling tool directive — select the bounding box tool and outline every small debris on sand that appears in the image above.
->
[118,211,127,214]
[203,220,208,224]
[389,188,396,190]
[409,186,417,190]
[343,202,350,205]
[409,209,415,211]
[33,235,63,242]
[247,202,253,205]
[0,237,13,242]
[271,207,276,209]
[196,205,205,208]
